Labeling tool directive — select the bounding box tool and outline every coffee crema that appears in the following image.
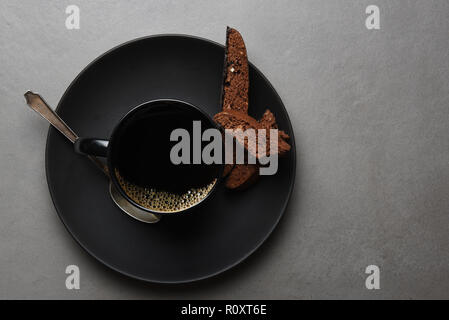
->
[115,169,216,213]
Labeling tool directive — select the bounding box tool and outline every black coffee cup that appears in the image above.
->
[74,100,223,215]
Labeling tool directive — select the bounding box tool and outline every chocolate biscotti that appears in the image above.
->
[216,27,291,190]
[214,109,291,159]
[225,164,259,190]
[222,27,250,114]
[218,27,258,190]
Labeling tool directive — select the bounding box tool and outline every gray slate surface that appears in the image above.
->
[0,0,448,299]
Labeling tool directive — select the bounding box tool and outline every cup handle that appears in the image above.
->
[74,138,109,157]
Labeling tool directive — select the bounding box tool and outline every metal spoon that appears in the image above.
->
[24,91,160,224]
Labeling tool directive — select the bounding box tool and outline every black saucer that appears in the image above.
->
[46,35,296,283]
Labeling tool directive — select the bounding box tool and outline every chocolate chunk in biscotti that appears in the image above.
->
[221,27,249,114]
[225,164,259,190]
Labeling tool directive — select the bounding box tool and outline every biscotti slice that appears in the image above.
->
[220,27,258,189]
[215,109,260,130]
[222,164,234,177]
[221,27,249,114]
[259,109,278,129]
[259,109,291,142]
[225,164,259,190]
[214,109,291,159]
[258,110,291,155]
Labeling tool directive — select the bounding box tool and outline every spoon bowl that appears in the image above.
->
[108,181,159,223]
[24,91,160,224]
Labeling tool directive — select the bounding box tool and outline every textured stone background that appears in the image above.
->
[1,0,448,299]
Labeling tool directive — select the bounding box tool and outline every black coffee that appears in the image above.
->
[115,169,217,213]
[111,101,221,194]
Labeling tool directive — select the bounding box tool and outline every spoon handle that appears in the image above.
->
[24,91,78,143]
[24,91,108,175]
